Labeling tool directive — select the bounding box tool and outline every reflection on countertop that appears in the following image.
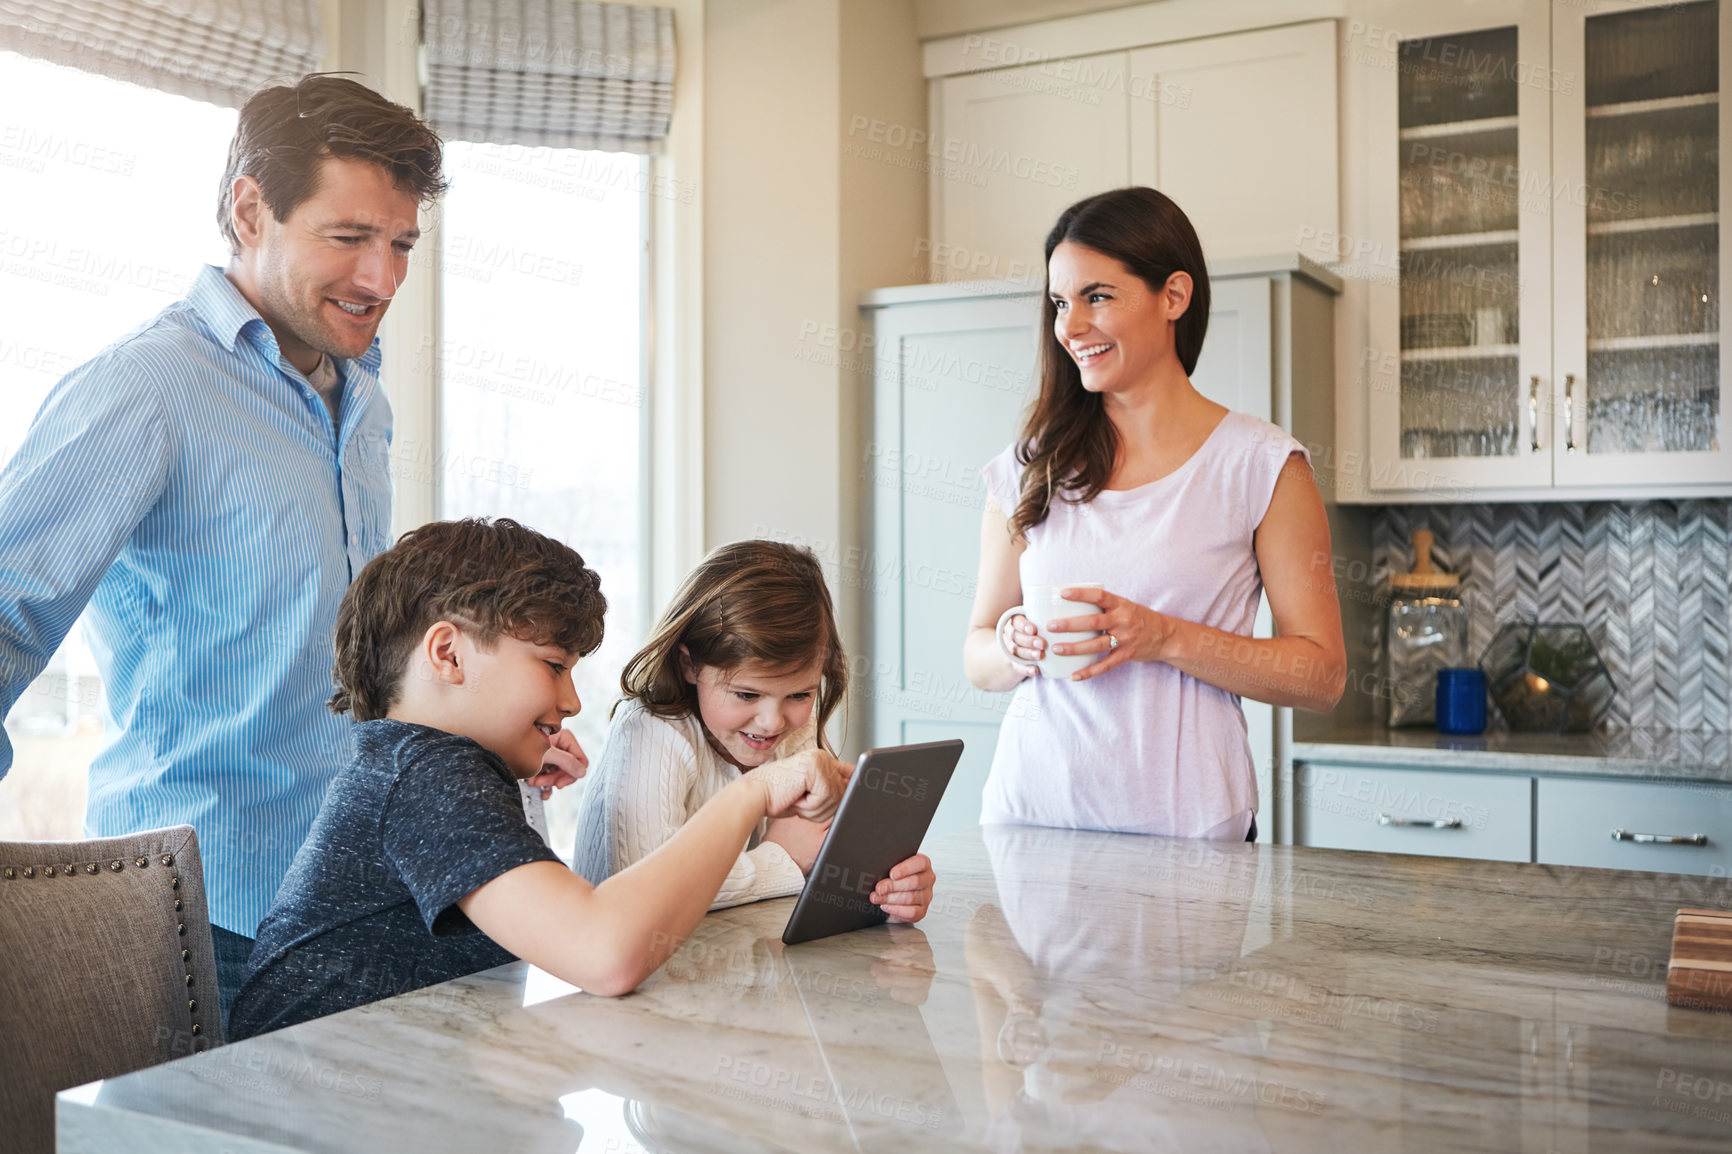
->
[61,826,1732,1153]
[1295,714,1732,781]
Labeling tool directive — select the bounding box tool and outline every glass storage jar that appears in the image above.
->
[1386,529,1470,727]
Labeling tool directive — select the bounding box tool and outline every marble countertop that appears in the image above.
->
[62,826,1732,1153]
[1294,717,1732,782]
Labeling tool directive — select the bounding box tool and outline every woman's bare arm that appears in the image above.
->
[963,495,1037,691]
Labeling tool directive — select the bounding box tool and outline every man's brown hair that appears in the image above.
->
[218,73,448,254]
[331,518,607,721]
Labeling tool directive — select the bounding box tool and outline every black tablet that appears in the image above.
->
[781,738,962,946]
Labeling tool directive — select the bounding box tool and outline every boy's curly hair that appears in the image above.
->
[330,518,606,721]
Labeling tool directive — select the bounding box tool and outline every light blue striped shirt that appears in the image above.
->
[0,264,393,936]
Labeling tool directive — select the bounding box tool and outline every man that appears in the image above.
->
[0,75,446,1026]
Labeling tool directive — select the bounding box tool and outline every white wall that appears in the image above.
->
[702,0,926,740]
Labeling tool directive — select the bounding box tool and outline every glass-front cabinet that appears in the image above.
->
[1553,0,1728,486]
[1366,0,1731,498]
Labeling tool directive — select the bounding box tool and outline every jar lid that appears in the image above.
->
[1391,528,1460,589]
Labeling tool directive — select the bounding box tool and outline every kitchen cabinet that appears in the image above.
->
[929,53,1129,283]
[859,257,1339,841]
[1366,0,1732,499]
[1127,23,1339,267]
[1537,776,1732,876]
[1296,757,1732,876]
[1294,762,1535,863]
[927,22,1338,280]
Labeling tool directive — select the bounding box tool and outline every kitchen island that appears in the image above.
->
[60,826,1732,1152]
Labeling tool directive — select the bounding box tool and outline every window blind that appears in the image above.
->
[422,0,675,153]
[0,0,322,109]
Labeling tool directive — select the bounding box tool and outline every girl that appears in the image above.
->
[574,540,935,921]
[962,186,1346,841]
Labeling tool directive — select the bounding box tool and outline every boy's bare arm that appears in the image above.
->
[459,750,847,995]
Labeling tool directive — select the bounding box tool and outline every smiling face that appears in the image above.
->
[231,155,421,373]
[444,631,582,778]
[683,654,823,770]
[1048,241,1191,396]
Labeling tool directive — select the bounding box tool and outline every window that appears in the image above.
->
[437,141,648,856]
[0,53,236,838]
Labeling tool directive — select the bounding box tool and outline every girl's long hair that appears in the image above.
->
[1011,186,1211,537]
[618,540,847,753]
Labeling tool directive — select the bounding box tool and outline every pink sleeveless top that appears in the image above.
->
[979,411,1307,837]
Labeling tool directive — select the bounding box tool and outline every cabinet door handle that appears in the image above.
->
[1611,828,1707,846]
[1379,814,1463,829]
[1529,376,1542,451]
[1565,373,1577,452]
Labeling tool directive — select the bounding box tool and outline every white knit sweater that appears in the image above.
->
[570,700,812,910]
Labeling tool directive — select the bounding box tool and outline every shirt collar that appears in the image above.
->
[188,264,259,353]
[187,263,384,378]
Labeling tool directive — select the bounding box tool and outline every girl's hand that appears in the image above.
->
[999,612,1043,678]
[525,727,588,799]
[755,748,850,823]
[870,854,935,923]
[1045,586,1177,682]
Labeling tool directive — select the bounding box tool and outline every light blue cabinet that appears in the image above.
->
[1294,762,1534,863]
[1294,759,1732,877]
[858,257,1341,841]
[1537,777,1732,878]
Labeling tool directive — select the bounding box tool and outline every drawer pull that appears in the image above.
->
[1378,814,1462,830]
[1529,376,1541,451]
[1611,828,1707,846]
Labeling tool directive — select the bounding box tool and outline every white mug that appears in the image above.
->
[996,583,1104,680]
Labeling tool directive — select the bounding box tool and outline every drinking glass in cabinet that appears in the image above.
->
[1580,0,1720,458]
[1397,26,1524,460]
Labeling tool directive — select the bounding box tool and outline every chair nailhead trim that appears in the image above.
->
[4,842,208,1044]
[167,867,206,1045]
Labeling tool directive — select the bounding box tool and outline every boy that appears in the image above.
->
[228,518,850,1039]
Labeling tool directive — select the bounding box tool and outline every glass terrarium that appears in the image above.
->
[1479,623,1617,733]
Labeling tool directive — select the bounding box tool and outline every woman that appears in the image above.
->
[962,187,1345,841]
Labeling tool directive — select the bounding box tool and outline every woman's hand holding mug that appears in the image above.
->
[996,584,1105,680]
[1043,585,1175,681]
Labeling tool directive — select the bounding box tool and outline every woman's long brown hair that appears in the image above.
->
[617,540,848,753]
[1010,187,1212,537]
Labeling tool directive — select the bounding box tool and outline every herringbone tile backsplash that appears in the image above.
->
[1369,501,1732,732]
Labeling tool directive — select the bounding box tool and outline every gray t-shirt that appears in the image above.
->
[228,719,560,1040]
